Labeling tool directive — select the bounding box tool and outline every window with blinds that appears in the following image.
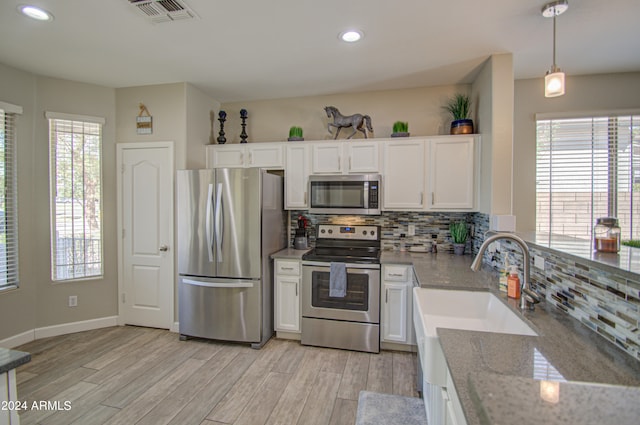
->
[536,114,640,241]
[0,105,20,291]
[47,112,104,281]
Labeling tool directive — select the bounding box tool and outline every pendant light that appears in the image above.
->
[542,1,568,97]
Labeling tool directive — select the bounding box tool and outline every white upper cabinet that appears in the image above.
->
[382,139,426,210]
[427,136,477,210]
[285,144,310,209]
[382,136,479,211]
[206,143,284,169]
[311,141,380,174]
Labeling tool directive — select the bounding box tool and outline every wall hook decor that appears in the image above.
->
[136,103,152,135]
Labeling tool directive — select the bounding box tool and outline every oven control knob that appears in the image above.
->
[362,230,367,235]
[321,229,326,234]
[370,231,375,236]
[328,229,333,234]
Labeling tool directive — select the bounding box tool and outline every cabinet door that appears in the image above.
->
[285,144,310,209]
[382,140,426,209]
[428,137,475,210]
[382,282,408,342]
[208,145,245,168]
[275,276,300,332]
[247,144,284,168]
[346,142,380,173]
[312,143,342,174]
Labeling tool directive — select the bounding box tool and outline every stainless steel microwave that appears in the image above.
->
[308,174,381,215]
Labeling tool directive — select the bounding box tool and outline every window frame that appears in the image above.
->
[46,111,105,282]
[0,101,22,292]
[535,110,640,241]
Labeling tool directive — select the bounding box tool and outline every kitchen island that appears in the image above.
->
[1,348,31,425]
[381,251,640,425]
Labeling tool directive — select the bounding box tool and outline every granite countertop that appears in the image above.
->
[0,347,30,374]
[270,247,311,260]
[385,251,640,425]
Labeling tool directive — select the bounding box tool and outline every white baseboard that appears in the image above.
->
[35,316,119,340]
[170,322,179,333]
[0,316,119,349]
[0,330,35,349]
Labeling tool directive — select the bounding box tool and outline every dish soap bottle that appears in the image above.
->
[499,253,509,293]
[507,265,521,299]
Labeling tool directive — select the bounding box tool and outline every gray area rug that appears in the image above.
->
[356,391,428,425]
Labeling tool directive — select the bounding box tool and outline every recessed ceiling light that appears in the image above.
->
[339,30,363,43]
[18,5,54,22]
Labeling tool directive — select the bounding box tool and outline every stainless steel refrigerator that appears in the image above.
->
[177,168,286,348]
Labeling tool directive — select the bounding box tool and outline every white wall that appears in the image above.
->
[471,54,514,216]
[0,63,119,340]
[513,72,640,231]
[219,85,470,143]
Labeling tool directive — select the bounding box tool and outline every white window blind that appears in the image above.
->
[0,106,20,291]
[47,113,104,281]
[536,114,640,241]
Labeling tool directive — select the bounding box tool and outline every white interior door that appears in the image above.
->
[117,142,174,329]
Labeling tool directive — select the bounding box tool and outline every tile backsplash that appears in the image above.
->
[492,239,640,361]
[289,211,490,254]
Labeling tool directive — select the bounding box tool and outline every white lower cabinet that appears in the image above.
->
[381,264,415,345]
[274,259,301,333]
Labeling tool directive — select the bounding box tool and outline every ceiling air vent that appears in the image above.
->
[128,0,198,23]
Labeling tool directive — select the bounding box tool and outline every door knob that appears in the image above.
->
[159,245,169,252]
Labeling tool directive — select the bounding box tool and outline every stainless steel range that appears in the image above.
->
[301,224,381,353]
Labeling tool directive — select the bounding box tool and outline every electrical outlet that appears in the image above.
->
[68,295,78,307]
[534,255,545,270]
[408,224,416,236]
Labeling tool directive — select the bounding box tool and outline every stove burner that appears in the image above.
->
[302,224,381,265]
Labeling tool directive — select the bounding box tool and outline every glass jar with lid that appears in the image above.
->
[593,217,621,253]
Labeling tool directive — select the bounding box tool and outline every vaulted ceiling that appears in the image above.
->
[1,0,639,102]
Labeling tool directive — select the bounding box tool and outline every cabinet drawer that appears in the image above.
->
[383,265,410,281]
[276,261,300,276]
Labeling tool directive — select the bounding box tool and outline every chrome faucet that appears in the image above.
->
[471,233,541,310]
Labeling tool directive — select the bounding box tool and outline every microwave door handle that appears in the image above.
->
[205,183,214,262]
[215,182,223,263]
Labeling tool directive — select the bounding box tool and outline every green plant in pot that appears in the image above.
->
[443,93,474,135]
[391,121,409,137]
[450,221,469,255]
[288,126,304,141]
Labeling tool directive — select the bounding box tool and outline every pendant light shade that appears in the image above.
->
[545,68,565,97]
[542,1,568,98]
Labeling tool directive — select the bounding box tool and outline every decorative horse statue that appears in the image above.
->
[324,106,373,139]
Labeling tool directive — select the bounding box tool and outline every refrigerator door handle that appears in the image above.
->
[183,278,254,289]
[205,183,214,262]
[215,182,223,263]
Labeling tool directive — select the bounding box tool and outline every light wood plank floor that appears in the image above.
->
[14,326,418,425]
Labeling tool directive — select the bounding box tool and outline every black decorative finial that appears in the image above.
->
[240,109,248,143]
[217,110,227,144]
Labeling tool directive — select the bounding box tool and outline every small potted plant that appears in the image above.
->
[443,93,474,135]
[391,121,410,137]
[449,221,469,255]
[288,126,304,141]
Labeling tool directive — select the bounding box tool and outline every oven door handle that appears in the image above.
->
[301,261,380,270]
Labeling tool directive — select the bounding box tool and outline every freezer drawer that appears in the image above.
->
[178,276,262,342]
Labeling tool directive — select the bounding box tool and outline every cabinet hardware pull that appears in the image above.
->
[349,157,352,170]
[304,191,307,204]
[296,282,298,297]
[420,192,423,204]
[385,288,388,303]
[432,192,435,204]
[389,273,403,277]
[282,267,294,270]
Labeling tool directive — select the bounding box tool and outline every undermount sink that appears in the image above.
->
[413,288,537,387]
